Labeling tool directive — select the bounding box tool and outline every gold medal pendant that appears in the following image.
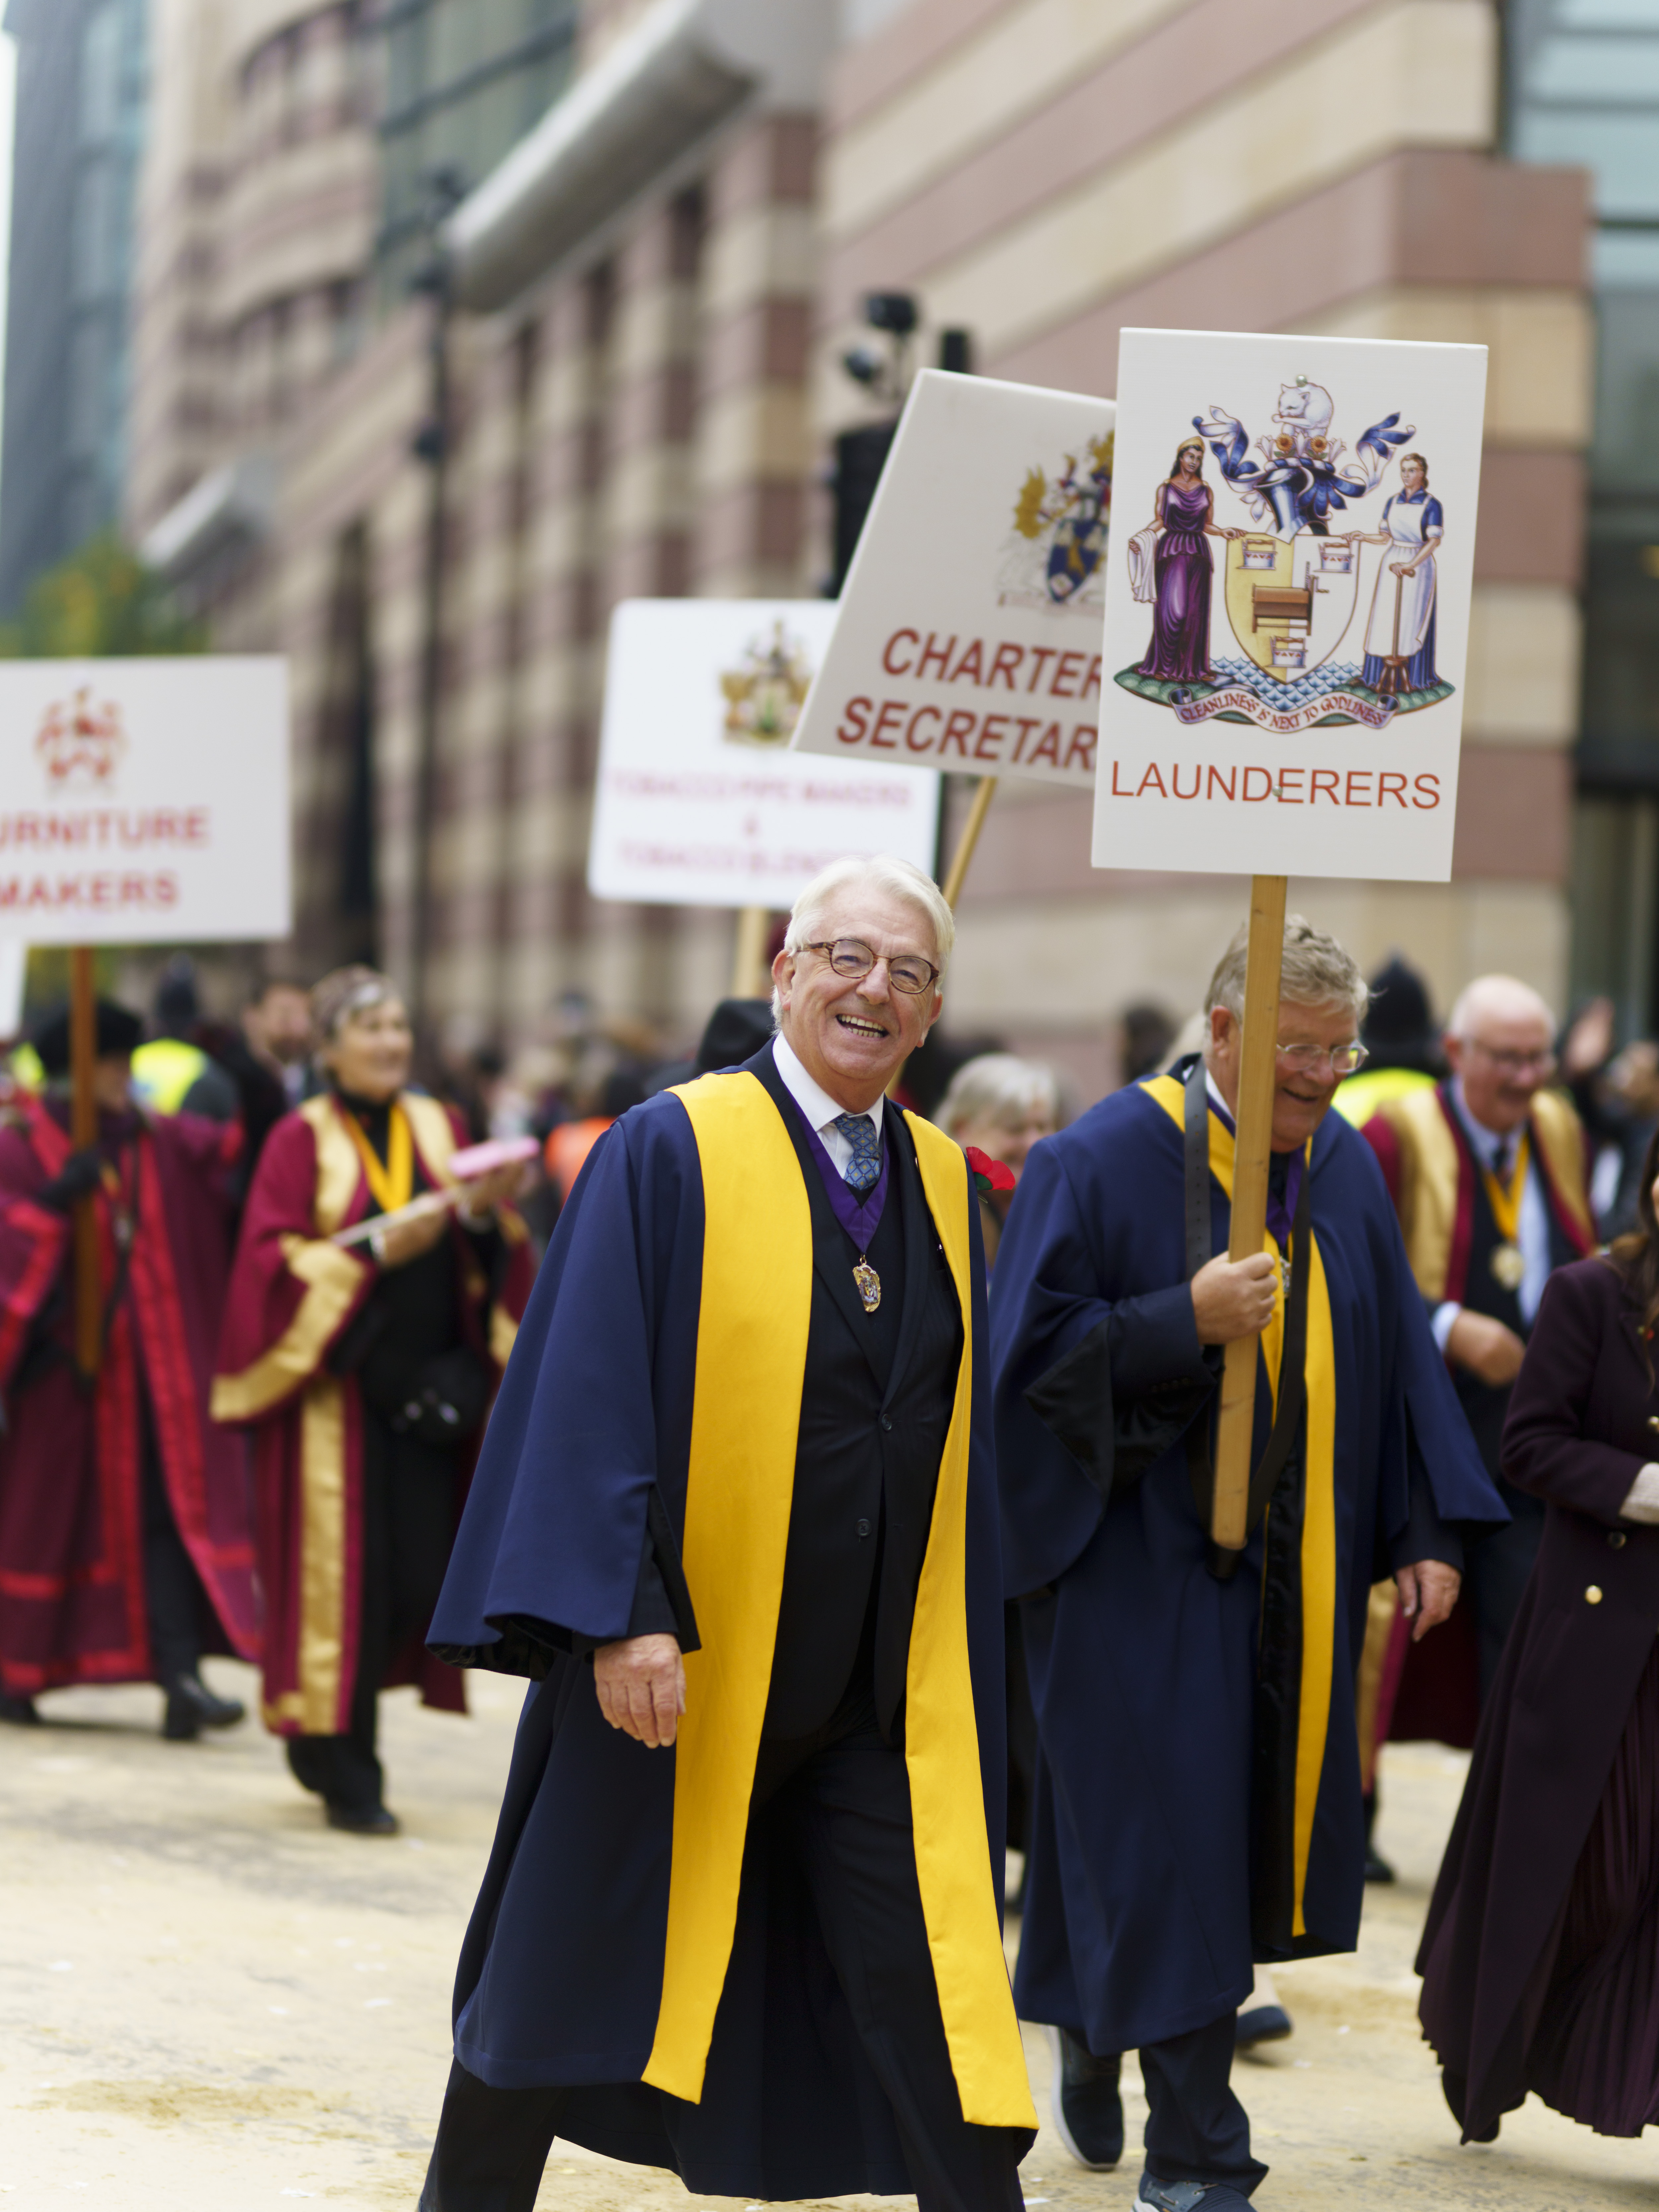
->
[1490,1241,1526,1293]
[852,1257,882,1313]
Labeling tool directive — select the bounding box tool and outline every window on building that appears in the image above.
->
[1509,0,1659,1022]
[363,0,578,303]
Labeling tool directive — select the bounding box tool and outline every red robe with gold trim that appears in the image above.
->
[211,1092,533,1736]
[0,1097,258,1695]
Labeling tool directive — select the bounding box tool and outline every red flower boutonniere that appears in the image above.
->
[964,1147,1016,1202]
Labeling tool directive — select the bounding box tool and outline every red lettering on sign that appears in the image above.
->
[869,700,903,749]
[1136,762,1167,798]
[882,629,919,677]
[939,710,976,758]
[988,642,1024,691]
[917,632,954,680]
[837,697,872,744]
[1051,651,1084,699]
[1207,764,1237,801]
[1344,770,1373,806]
[1082,654,1102,700]
[1277,768,1304,805]
[1242,766,1272,801]
[905,705,941,753]
[1378,772,1408,808]
[1029,723,1062,767]
[975,715,1009,761]
[1025,647,1056,693]
[1011,715,1040,762]
[1063,724,1096,772]
[1172,763,1201,800]
[1111,759,1133,796]
[1310,769,1340,805]
[1412,773,1441,810]
[949,639,985,685]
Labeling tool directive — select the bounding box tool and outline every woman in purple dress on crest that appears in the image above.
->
[1134,439,1240,684]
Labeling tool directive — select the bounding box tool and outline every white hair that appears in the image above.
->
[772,854,953,1020]
[1203,912,1367,1027]
[1446,974,1556,1040]
[936,1053,1058,1139]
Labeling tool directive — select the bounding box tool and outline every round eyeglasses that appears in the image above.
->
[1277,1040,1369,1078]
[804,939,941,997]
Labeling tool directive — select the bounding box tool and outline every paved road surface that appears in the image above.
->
[1,1661,1651,2209]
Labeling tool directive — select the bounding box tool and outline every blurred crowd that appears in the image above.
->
[0,938,1647,1837]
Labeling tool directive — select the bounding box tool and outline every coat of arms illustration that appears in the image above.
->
[996,433,1113,615]
[720,621,814,747]
[35,686,127,786]
[1117,378,1454,733]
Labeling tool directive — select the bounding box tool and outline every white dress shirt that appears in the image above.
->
[771,1032,883,1181]
[1431,1077,1553,1350]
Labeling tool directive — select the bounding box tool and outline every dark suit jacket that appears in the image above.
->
[750,1045,964,1741]
[1417,1254,1659,2135]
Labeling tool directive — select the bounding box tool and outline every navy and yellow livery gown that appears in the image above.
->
[989,1062,1504,2056]
[426,1044,1034,2196]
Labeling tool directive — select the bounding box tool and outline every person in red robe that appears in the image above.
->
[212,966,533,1834]
[0,1000,258,1736]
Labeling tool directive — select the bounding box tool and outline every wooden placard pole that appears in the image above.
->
[1209,873,1287,1555]
[69,945,101,1382]
[731,905,771,998]
[941,776,996,910]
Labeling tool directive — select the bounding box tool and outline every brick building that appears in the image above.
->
[132,0,1614,1091]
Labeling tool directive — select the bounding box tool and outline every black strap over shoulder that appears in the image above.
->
[1182,1057,1312,1577]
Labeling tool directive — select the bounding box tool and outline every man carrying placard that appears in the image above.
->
[990,916,1504,2208]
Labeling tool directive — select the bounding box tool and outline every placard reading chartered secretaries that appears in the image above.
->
[792,370,1116,788]
[1094,328,1487,881]
[588,601,939,908]
[0,658,291,942]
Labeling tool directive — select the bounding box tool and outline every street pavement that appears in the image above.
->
[1,1660,1653,2209]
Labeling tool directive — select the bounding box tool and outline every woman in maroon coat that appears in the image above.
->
[1418,1126,1659,2142]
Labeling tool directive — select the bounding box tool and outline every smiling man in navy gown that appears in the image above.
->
[419,854,1036,2212]
[990,915,1504,2212]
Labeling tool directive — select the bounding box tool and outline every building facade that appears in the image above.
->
[136,0,1602,1092]
[0,0,149,613]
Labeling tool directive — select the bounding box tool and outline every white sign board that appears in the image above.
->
[1094,328,1487,881]
[0,941,23,1038]
[0,658,290,942]
[792,370,1115,787]
[588,600,940,908]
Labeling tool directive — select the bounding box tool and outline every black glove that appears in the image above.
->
[35,1149,105,1215]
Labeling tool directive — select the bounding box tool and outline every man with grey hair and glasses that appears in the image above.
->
[991,914,1503,2211]
[1362,975,1596,1711]
[418,853,1037,2211]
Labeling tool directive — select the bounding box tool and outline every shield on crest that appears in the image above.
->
[1221,532,1362,681]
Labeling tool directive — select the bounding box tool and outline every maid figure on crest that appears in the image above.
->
[1130,438,1243,685]
[1344,451,1443,694]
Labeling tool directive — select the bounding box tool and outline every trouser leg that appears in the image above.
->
[386,1442,458,1648]
[418,2056,565,2212]
[1138,2010,1267,2196]
[783,1708,1027,2212]
[140,1439,203,1689]
[1468,1483,1546,1706]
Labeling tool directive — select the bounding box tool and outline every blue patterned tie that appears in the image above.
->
[832,1112,882,1194]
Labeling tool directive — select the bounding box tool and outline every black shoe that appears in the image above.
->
[326,1801,400,1835]
[1046,2024,1123,2170]
[1364,1840,1397,1883]
[1133,2177,1255,2212]
[0,1691,41,1726]
[1236,2001,1293,2047]
[1441,2067,1499,2143]
[162,1673,246,1740]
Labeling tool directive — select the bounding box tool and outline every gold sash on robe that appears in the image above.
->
[650,1070,1034,2125]
[1146,1076,1337,1940]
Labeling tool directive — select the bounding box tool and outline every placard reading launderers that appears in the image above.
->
[1094,328,1487,882]
[792,369,1116,789]
[0,657,291,943]
[588,600,939,909]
